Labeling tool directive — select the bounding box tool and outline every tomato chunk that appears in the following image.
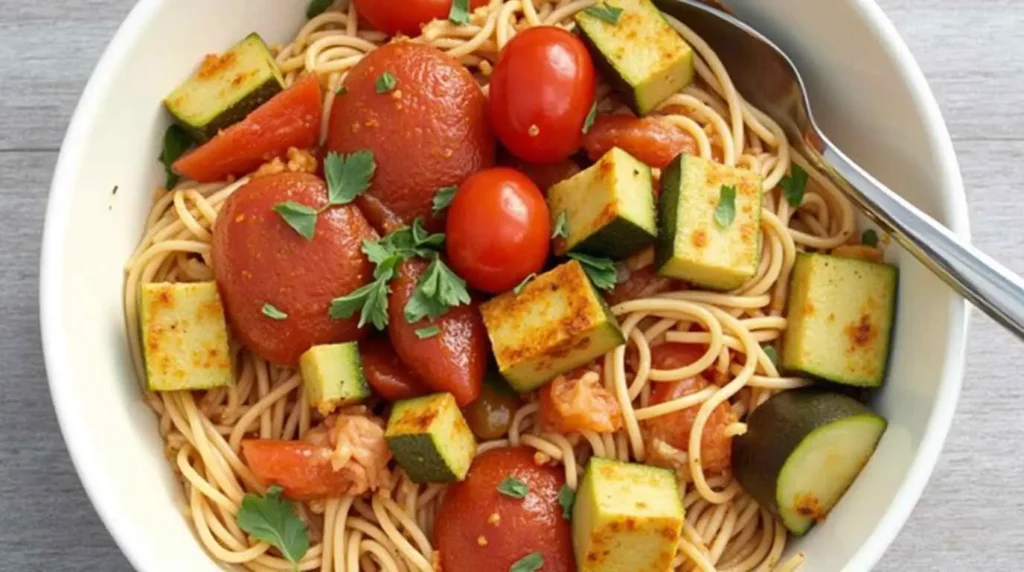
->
[212,172,375,365]
[538,371,622,434]
[606,263,684,307]
[174,74,322,182]
[359,336,430,401]
[353,0,490,36]
[582,114,697,169]
[387,259,488,406]
[435,447,574,572]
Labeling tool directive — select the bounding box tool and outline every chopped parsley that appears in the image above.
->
[261,303,288,321]
[714,184,737,228]
[432,185,458,216]
[334,85,347,95]
[582,101,598,134]
[236,485,309,565]
[449,0,472,25]
[415,325,441,339]
[376,72,398,94]
[510,552,544,572]
[780,164,808,207]
[306,0,332,19]
[552,211,569,239]
[497,477,529,499]
[762,345,779,366]
[583,2,624,25]
[274,150,376,240]
[273,201,319,240]
[568,253,617,291]
[513,273,536,295]
[157,124,194,190]
[558,484,575,520]
[862,229,879,247]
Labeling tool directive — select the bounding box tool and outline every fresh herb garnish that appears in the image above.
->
[569,253,617,291]
[273,201,319,240]
[449,0,471,25]
[762,345,779,366]
[236,485,309,565]
[416,325,441,339]
[583,2,624,24]
[324,150,376,206]
[714,184,737,228]
[582,101,598,134]
[558,484,575,520]
[158,124,194,189]
[330,219,468,329]
[513,274,536,295]
[376,72,398,94]
[306,0,333,19]
[262,303,288,320]
[862,229,879,247]
[334,85,347,95]
[404,258,471,323]
[497,477,529,499]
[432,185,458,216]
[510,552,544,572]
[780,164,808,207]
[552,211,569,239]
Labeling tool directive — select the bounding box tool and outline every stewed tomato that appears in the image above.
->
[445,168,551,293]
[488,27,596,164]
[353,0,489,37]
[582,113,698,170]
[435,447,575,572]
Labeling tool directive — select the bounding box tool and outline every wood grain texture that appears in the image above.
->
[0,0,1020,570]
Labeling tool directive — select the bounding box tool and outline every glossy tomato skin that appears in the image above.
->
[445,168,550,293]
[582,113,698,170]
[360,335,430,401]
[489,27,596,164]
[327,42,494,228]
[435,447,574,572]
[387,259,488,406]
[212,173,375,365]
[353,0,489,36]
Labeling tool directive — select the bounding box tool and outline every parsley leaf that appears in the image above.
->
[552,211,569,239]
[497,477,529,499]
[558,484,575,520]
[510,552,544,572]
[273,201,318,240]
[862,229,879,247]
[762,345,779,366]
[236,485,309,565]
[432,185,458,216]
[329,279,390,330]
[780,164,808,207]
[404,258,471,323]
[449,0,471,25]
[569,253,618,291]
[306,0,332,18]
[324,150,376,206]
[376,72,398,94]
[158,125,194,189]
[334,85,347,95]
[416,325,441,339]
[262,303,288,320]
[714,185,737,228]
[582,101,598,134]
[583,2,624,24]
[513,273,536,295]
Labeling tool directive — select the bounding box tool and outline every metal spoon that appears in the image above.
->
[654,0,1024,339]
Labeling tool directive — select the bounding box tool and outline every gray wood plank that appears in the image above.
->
[0,0,1022,570]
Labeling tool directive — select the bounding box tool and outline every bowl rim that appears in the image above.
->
[38,0,970,570]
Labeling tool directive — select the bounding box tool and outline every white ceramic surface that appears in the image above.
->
[39,0,969,570]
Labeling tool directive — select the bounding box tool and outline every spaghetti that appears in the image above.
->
[123,0,861,570]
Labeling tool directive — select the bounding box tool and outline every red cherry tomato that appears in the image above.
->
[445,168,551,293]
[488,27,596,164]
[359,336,430,401]
[353,0,489,36]
[435,447,575,572]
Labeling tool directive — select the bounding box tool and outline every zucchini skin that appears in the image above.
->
[574,216,657,260]
[178,81,283,143]
[732,388,885,533]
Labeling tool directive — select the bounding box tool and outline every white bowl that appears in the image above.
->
[39,0,970,570]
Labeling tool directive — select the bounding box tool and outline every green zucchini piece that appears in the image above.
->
[548,147,657,260]
[655,153,762,290]
[573,457,684,571]
[575,0,694,115]
[782,253,898,387]
[164,33,284,142]
[298,342,371,416]
[139,282,232,391]
[480,260,625,392]
[385,393,477,484]
[732,388,887,535]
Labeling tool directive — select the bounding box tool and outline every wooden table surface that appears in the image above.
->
[2,0,1022,570]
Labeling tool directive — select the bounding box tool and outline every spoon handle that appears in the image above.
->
[808,141,1024,339]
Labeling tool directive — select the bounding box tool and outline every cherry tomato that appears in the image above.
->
[445,168,551,293]
[582,113,698,170]
[359,336,430,401]
[353,0,489,36]
[489,27,596,164]
[435,447,575,572]
[387,259,488,406]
